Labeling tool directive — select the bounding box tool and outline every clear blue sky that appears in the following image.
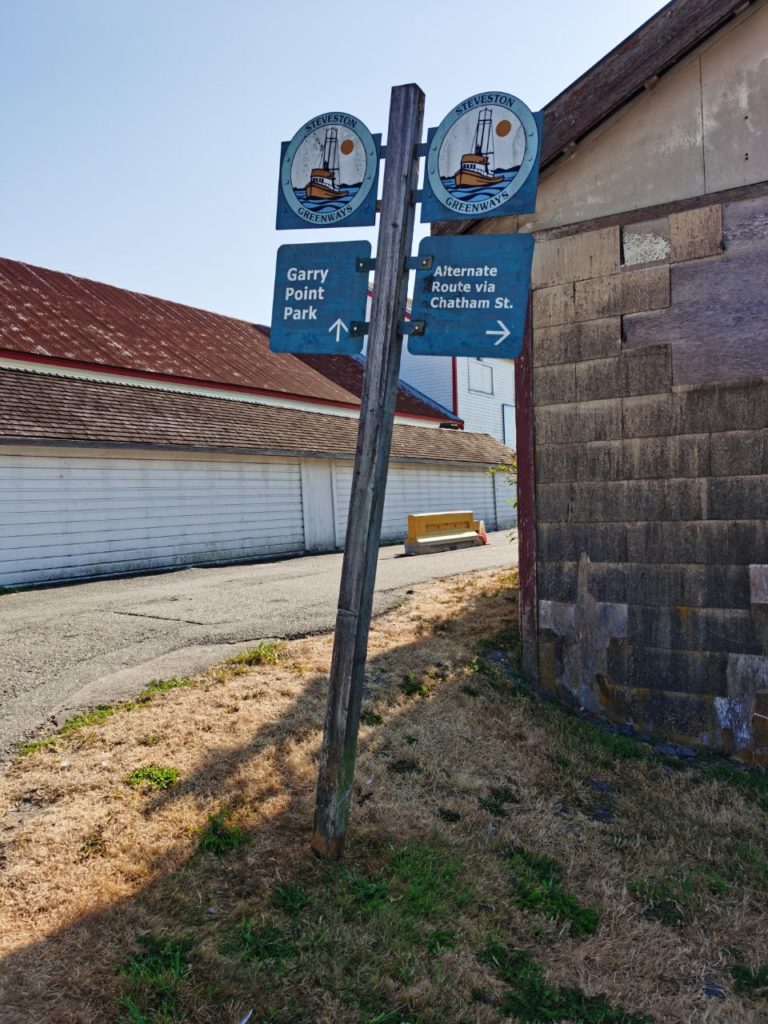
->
[1,0,666,325]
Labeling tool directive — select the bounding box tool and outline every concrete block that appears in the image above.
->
[536,444,579,484]
[532,226,620,288]
[575,358,622,402]
[626,520,768,566]
[574,441,624,482]
[669,204,723,262]
[533,363,576,406]
[710,431,764,477]
[707,476,768,520]
[608,683,715,745]
[535,399,622,445]
[674,380,768,435]
[533,282,575,328]
[620,563,751,609]
[629,605,761,655]
[626,647,725,696]
[621,345,672,397]
[536,482,573,522]
[569,478,706,523]
[533,317,621,367]
[588,562,627,603]
[750,565,768,606]
[620,434,711,480]
[538,560,577,602]
[574,266,669,321]
[537,522,627,563]
[622,394,675,438]
[622,217,670,266]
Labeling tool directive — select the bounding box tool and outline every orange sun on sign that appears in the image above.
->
[340,139,355,155]
[495,119,512,138]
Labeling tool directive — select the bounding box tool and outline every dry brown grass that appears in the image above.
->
[0,568,767,1024]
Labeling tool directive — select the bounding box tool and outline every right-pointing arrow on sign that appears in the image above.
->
[485,320,511,346]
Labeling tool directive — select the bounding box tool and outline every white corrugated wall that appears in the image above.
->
[331,460,497,548]
[0,447,305,586]
[0,446,500,586]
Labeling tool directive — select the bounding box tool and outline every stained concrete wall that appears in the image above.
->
[529,197,768,762]
[475,0,768,237]
[473,2,768,760]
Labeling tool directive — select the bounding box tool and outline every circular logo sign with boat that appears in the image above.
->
[278,112,379,229]
[422,92,541,223]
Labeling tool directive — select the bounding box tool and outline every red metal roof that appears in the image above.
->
[0,258,452,421]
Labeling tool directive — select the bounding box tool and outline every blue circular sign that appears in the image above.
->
[426,92,539,217]
[281,112,378,227]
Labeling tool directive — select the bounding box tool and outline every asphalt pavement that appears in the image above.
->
[0,531,517,759]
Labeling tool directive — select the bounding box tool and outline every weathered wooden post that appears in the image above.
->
[311,83,425,859]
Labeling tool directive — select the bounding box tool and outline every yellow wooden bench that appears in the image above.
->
[404,510,487,556]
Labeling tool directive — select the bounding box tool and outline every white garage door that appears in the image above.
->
[0,447,305,587]
[332,460,497,548]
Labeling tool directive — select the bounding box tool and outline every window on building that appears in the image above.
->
[502,403,516,448]
[468,359,494,395]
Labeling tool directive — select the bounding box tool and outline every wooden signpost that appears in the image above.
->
[272,85,540,859]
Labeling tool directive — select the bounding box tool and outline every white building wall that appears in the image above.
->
[398,347,454,414]
[332,460,498,548]
[0,447,306,587]
[456,357,516,444]
[0,446,504,586]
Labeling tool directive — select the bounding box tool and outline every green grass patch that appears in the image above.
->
[119,933,193,1024]
[504,846,599,937]
[360,710,384,726]
[731,961,768,996]
[220,920,296,964]
[480,940,651,1023]
[225,641,284,668]
[399,672,431,697]
[139,677,194,700]
[18,704,127,755]
[706,763,768,814]
[126,764,180,791]
[198,809,250,857]
[629,865,726,927]
[272,882,311,915]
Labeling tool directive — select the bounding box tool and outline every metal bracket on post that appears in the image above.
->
[311,83,425,860]
[409,320,426,336]
[356,257,376,273]
[349,321,368,337]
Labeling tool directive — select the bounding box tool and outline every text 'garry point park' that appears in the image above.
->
[281,265,328,320]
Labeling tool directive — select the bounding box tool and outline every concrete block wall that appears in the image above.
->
[530,195,768,762]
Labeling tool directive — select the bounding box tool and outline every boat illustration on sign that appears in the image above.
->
[304,128,349,201]
[454,108,505,189]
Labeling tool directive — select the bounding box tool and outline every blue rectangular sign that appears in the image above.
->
[270,241,371,355]
[408,234,534,359]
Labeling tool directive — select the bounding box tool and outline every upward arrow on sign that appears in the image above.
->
[329,318,349,342]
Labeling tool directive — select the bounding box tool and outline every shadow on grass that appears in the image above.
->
[1,575,529,1024]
